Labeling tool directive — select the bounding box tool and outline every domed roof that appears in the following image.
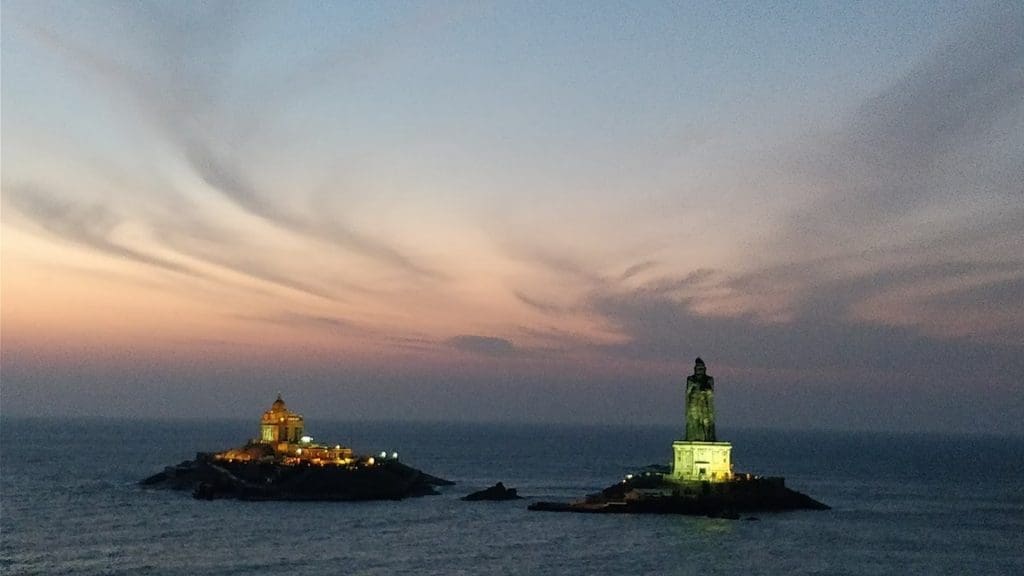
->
[271,393,287,411]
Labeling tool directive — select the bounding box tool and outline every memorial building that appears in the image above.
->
[215,394,354,464]
[260,393,305,450]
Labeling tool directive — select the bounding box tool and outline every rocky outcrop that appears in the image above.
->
[461,482,523,501]
[528,473,828,515]
[141,452,453,501]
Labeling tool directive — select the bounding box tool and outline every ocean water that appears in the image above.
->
[2,418,1022,575]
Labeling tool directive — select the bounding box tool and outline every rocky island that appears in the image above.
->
[141,395,453,501]
[529,358,828,516]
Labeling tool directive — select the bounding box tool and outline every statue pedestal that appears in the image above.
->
[671,441,733,482]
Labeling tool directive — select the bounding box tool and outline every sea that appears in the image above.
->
[2,418,1022,575]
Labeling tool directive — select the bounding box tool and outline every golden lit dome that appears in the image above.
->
[260,394,305,447]
[271,393,287,412]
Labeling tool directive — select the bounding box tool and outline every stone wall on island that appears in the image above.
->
[670,441,733,482]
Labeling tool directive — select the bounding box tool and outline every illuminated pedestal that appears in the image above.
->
[671,441,733,482]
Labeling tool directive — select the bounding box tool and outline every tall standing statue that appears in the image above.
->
[685,357,716,441]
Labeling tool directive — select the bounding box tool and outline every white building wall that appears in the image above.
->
[672,441,732,482]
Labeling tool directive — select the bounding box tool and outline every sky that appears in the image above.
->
[2,1,1022,434]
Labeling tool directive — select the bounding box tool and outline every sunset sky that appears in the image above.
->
[3,1,1022,434]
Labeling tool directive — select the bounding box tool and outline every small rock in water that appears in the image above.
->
[462,482,523,501]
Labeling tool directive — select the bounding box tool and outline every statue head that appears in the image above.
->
[694,357,706,376]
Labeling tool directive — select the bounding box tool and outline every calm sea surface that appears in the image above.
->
[2,418,1022,575]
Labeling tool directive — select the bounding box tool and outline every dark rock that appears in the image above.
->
[641,464,672,475]
[193,482,218,500]
[527,501,576,512]
[418,471,456,487]
[528,474,828,515]
[462,482,523,501]
[142,453,454,501]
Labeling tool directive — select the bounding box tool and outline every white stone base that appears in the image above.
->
[671,441,733,482]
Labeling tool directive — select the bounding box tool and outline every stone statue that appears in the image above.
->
[685,357,716,441]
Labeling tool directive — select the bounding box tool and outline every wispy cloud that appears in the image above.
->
[3,183,351,301]
[243,311,363,335]
[464,5,1024,379]
[712,4,1024,339]
[635,268,719,296]
[619,260,658,281]
[508,245,608,286]
[514,291,576,315]
[447,334,520,357]
[14,7,441,281]
[780,2,1023,245]
[180,137,442,280]
[585,279,1024,386]
[3,185,202,279]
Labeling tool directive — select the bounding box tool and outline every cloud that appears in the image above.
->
[781,2,1023,243]
[620,260,658,281]
[489,6,1024,396]
[585,281,1024,389]
[14,7,441,281]
[2,185,201,279]
[186,249,339,301]
[146,213,344,301]
[508,245,607,286]
[447,335,520,357]
[635,268,719,296]
[180,137,442,281]
[710,4,1024,340]
[514,291,575,315]
[250,311,362,334]
[3,184,347,301]
[926,276,1024,311]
